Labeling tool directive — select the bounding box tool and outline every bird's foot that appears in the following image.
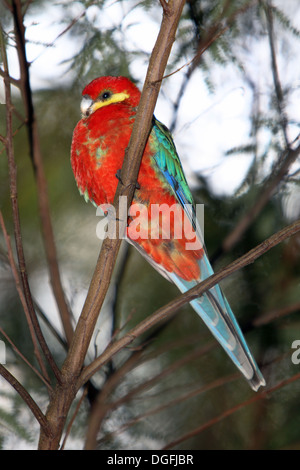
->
[116,169,140,189]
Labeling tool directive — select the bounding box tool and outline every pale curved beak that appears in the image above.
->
[80,96,93,118]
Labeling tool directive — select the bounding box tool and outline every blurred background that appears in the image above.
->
[0,0,300,449]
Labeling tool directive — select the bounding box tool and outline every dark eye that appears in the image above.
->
[101,91,111,100]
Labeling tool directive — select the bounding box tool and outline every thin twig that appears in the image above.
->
[0,326,52,391]
[264,0,289,148]
[84,342,212,449]
[84,313,207,447]
[163,370,300,449]
[159,0,171,15]
[0,364,51,435]
[97,373,237,446]
[167,0,258,131]
[0,211,49,382]
[222,143,300,253]
[0,67,20,88]
[84,348,144,449]
[60,386,89,450]
[0,25,61,383]
[11,0,74,346]
[253,301,300,327]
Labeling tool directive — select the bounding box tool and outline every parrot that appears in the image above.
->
[71,76,265,391]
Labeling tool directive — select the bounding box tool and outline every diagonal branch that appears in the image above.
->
[0,364,51,435]
[78,218,300,387]
[0,326,52,391]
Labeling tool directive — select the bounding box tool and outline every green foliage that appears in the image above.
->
[271,4,300,38]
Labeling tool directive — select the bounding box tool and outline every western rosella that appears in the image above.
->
[71,76,265,391]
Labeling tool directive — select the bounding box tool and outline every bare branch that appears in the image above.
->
[0,364,50,435]
[0,67,20,88]
[0,326,52,391]
[2,0,12,12]
[159,0,171,15]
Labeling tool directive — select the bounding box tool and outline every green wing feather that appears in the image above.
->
[151,116,199,235]
[152,117,193,205]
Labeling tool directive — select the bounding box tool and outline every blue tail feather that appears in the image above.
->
[128,237,265,391]
[169,253,266,391]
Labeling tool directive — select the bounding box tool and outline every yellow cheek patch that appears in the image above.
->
[92,92,129,112]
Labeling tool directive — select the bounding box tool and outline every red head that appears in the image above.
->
[80,76,141,118]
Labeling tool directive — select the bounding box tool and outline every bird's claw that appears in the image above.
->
[116,169,140,190]
[116,169,123,184]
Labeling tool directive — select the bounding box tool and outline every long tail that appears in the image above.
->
[169,253,266,392]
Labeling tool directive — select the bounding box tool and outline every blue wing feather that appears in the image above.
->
[140,117,266,391]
